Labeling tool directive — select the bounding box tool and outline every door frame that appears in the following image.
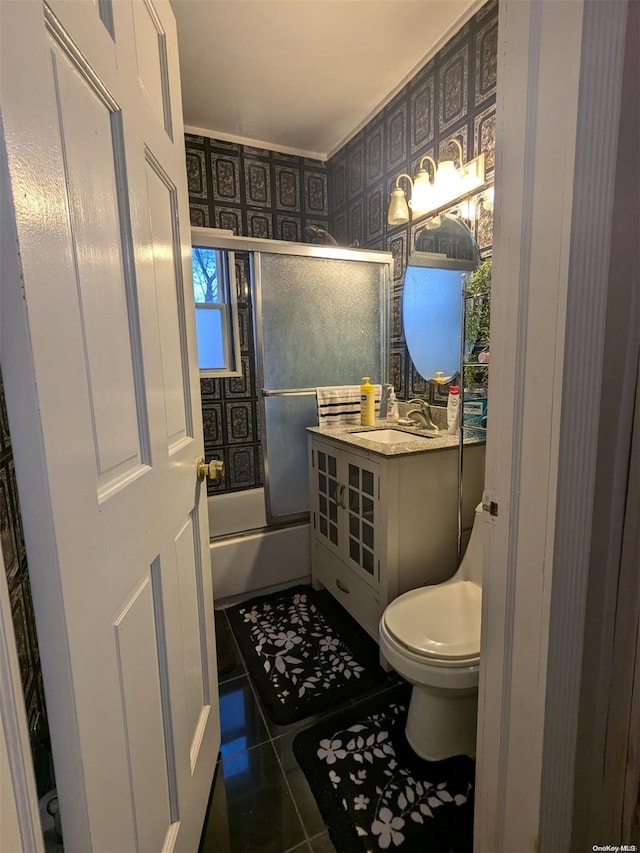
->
[0,545,43,853]
[0,123,45,853]
[475,0,634,850]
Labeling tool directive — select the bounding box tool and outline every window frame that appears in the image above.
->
[191,229,242,378]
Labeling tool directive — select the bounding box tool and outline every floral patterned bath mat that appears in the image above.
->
[293,684,475,852]
[226,585,390,724]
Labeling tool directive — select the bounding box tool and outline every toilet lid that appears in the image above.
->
[383,582,481,661]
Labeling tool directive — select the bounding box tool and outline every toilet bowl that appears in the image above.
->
[379,503,484,761]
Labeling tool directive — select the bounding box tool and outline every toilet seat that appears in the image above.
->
[382,581,481,666]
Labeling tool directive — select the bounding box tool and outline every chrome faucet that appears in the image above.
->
[405,398,439,432]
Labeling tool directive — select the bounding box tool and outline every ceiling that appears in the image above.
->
[170,0,480,160]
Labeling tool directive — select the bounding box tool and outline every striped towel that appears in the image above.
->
[316,385,382,426]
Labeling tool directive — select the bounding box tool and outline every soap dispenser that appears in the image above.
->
[388,388,399,421]
[447,385,460,435]
[360,377,375,426]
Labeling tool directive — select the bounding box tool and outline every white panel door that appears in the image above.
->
[0,1,219,850]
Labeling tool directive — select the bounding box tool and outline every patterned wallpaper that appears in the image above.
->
[0,373,51,793]
[185,135,329,494]
[185,135,329,240]
[185,0,496,494]
[328,0,497,400]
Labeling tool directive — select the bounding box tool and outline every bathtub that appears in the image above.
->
[207,488,310,603]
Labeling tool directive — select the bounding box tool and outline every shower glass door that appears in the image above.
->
[255,249,390,523]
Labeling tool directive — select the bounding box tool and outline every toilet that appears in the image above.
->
[379,503,484,761]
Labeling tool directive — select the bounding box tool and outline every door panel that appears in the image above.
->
[114,574,173,853]
[256,251,388,523]
[0,1,219,849]
[51,33,148,495]
[145,155,191,450]
[132,0,173,137]
[264,394,317,519]
[174,514,208,748]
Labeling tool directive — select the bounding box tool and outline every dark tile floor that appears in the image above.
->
[199,600,401,853]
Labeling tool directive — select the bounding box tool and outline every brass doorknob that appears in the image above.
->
[197,458,224,483]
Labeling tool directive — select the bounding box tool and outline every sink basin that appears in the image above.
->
[351,429,425,445]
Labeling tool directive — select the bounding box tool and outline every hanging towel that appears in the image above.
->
[316,385,382,426]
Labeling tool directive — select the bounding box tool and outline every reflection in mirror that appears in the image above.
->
[414,211,482,264]
[402,214,481,380]
[403,255,477,380]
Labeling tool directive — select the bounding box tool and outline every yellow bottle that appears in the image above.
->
[360,377,375,426]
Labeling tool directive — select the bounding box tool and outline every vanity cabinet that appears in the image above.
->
[308,432,484,641]
[312,443,381,585]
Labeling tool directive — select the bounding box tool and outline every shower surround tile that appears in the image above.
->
[365,121,384,185]
[225,402,255,445]
[186,148,206,197]
[189,203,209,227]
[474,104,497,174]
[244,159,272,208]
[305,172,328,217]
[366,183,385,241]
[390,284,404,343]
[348,143,364,196]
[438,43,469,134]
[277,215,302,242]
[247,210,273,239]
[388,232,407,284]
[213,206,242,234]
[211,152,241,203]
[411,75,435,152]
[275,166,300,211]
[474,15,499,106]
[385,101,408,171]
[227,446,259,491]
[347,197,364,248]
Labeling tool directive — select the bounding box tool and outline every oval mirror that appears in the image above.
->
[402,214,480,380]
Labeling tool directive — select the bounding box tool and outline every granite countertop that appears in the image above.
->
[306,419,469,458]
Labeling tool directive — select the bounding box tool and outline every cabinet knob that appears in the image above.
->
[336,578,350,594]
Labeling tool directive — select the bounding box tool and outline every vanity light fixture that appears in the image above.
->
[387,140,486,226]
[387,154,437,225]
[408,155,437,215]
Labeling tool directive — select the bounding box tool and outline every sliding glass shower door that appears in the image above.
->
[255,248,390,523]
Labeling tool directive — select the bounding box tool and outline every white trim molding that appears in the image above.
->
[572,0,640,844]
[0,115,44,853]
[183,124,328,162]
[475,1,629,850]
[0,548,43,853]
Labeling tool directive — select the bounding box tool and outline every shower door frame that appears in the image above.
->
[206,235,392,526]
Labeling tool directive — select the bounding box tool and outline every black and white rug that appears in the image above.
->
[293,684,475,852]
[226,585,390,725]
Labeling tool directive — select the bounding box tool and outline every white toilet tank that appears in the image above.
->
[455,503,484,586]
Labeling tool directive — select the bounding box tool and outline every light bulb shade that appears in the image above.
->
[434,159,463,204]
[408,169,434,215]
[388,187,410,225]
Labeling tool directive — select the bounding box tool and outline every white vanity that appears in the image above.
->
[307,423,485,641]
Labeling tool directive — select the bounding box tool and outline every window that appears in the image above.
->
[191,231,241,377]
